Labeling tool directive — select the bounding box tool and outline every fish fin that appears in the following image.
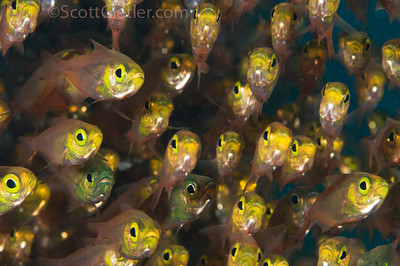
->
[325,173,345,187]
[147,142,164,161]
[167,125,189,130]
[66,200,84,213]
[333,14,357,35]
[14,41,24,55]
[150,186,163,213]
[39,50,62,80]
[90,39,109,52]
[52,117,69,125]
[113,107,134,122]
[81,237,96,246]
[18,136,37,165]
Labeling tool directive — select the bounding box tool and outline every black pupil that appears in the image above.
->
[11,0,16,10]
[304,45,308,53]
[365,42,370,51]
[218,138,222,147]
[317,137,322,146]
[116,68,122,78]
[340,249,347,260]
[360,181,367,190]
[187,184,195,194]
[258,253,261,262]
[10,229,15,238]
[292,143,297,152]
[322,87,326,96]
[144,100,150,110]
[389,132,394,142]
[271,58,277,67]
[6,179,16,189]
[171,139,177,149]
[171,61,178,69]
[361,74,365,80]
[344,94,349,103]
[263,131,269,141]
[291,194,298,205]
[238,200,243,210]
[163,251,170,261]
[77,133,84,142]
[87,173,92,183]
[234,85,239,94]
[231,247,237,257]
[217,13,221,22]
[193,10,196,19]
[264,263,269,266]
[266,207,271,215]
[130,227,136,237]
[293,13,297,20]
[271,9,275,17]
[201,258,206,265]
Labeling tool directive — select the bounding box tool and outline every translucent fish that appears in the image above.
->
[226,81,259,125]
[228,235,262,266]
[0,0,41,55]
[0,166,37,216]
[94,208,161,260]
[259,253,289,266]
[247,47,280,104]
[190,3,221,86]
[20,118,103,166]
[216,131,244,182]
[231,192,266,234]
[382,38,400,88]
[0,225,35,265]
[145,243,189,266]
[357,244,400,265]
[40,40,144,101]
[338,31,371,75]
[318,236,362,266]
[377,0,400,22]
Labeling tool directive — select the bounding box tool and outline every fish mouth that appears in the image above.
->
[115,72,144,99]
[138,235,160,257]
[237,254,257,266]
[318,247,335,266]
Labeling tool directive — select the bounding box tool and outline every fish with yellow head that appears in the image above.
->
[94,208,161,260]
[1,225,35,265]
[259,253,289,266]
[40,40,144,101]
[228,235,262,266]
[227,81,259,125]
[231,192,266,234]
[318,236,362,266]
[247,47,280,104]
[382,38,400,88]
[0,166,37,216]
[20,118,103,166]
[250,122,292,185]
[190,3,221,86]
[357,244,400,265]
[145,243,189,266]
[339,31,371,75]
[216,131,244,181]
[0,0,41,55]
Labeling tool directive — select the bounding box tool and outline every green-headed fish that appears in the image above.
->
[145,243,189,266]
[0,0,41,55]
[125,91,174,153]
[41,40,144,101]
[318,236,362,266]
[382,38,400,88]
[190,3,221,86]
[165,174,216,230]
[339,31,371,75]
[278,135,316,188]
[0,166,37,216]
[20,118,103,166]
[228,235,262,266]
[259,253,289,266]
[94,208,161,259]
[216,131,244,182]
[250,122,292,184]
[247,47,280,103]
[0,225,35,265]
[231,192,266,234]
[357,244,400,265]
[298,172,388,241]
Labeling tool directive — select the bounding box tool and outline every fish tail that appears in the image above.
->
[18,136,37,165]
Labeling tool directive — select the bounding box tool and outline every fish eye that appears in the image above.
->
[291,140,299,156]
[361,73,365,80]
[387,130,395,143]
[291,194,299,205]
[343,93,350,104]
[75,128,87,146]
[193,7,198,21]
[144,100,150,110]
[338,246,347,263]
[218,135,223,149]
[293,12,297,21]
[365,39,370,51]
[263,126,271,142]
[3,174,20,193]
[170,57,180,70]
[186,181,197,198]
[304,44,309,54]
[316,137,322,147]
[171,135,178,154]
[358,177,371,196]
[271,8,275,18]
[257,248,262,262]
[9,228,15,238]
[86,173,93,185]
[114,64,126,83]
[11,0,16,10]
[266,207,271,215]
[231,243,240,262]
[263,259,271,266]
[234,85,239,95]
[216,12,221,23]
[200,254,207,265]
[271,57,277,68]
[322,85,326,96]
[163,248,173,264]
[237,195,245,215]
[129,222,139,242]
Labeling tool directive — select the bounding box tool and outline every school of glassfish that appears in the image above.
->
[0,0,399,265]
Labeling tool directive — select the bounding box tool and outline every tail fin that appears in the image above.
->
[18,136,37,166]
[39,50,62,81]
